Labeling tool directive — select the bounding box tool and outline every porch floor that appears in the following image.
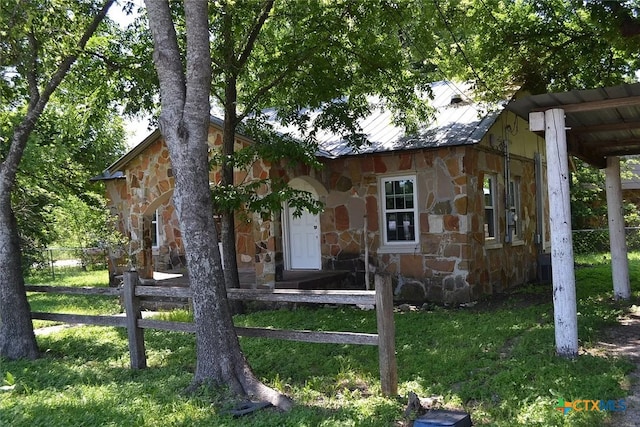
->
[152,268,350,290]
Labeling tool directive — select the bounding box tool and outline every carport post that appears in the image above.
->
[544,108,579,358]
[605,156,631,300]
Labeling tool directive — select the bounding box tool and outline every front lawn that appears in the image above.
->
[1,262,637,426]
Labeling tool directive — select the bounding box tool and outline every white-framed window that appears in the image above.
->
[483,174,498,240]
[151,210,160,248]
[508,177,523,241]
[381,175,418,245]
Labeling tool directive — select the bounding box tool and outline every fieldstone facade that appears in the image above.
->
[104,125,274,285]
[101,104,548,303]
[273,109,548,303]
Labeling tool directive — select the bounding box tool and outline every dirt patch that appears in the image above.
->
[598,309,640,427]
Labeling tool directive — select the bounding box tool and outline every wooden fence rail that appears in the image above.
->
[25,271,397,396]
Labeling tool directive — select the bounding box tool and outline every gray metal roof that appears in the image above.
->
[95,82,505,181]
[507,82,640,168]
[284,81,505,158]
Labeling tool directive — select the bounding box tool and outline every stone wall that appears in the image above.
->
[104,124,272,285]
[283,141,545,304]
[467,147,540,297]
[309,146,474,304]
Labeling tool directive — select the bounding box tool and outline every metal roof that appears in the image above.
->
[94,81,505,181]
[281,81,505,158]
[506,82,640,168]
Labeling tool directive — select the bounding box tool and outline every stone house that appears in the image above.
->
[96,82,549,303]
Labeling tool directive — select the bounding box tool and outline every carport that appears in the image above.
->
[507,82,640,357]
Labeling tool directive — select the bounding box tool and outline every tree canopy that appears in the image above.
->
[426,0,640,97]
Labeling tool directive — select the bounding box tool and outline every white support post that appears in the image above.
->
[605,156,631,300]
[545,108,578,358]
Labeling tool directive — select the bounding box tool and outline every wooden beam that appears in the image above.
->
[570,120,640,134]
[235,327,378,345]
[568,136,607,168]
[375,274,398,397]
[545,108,579,358]
[135,285,191,298]
[25,285,121,296]
[134,286,377,305]
[31,312,127,327]
[124,271,146,369]
[605,157,631,300]
[137,319,379,345]
[577,138,640,158]
[532,95,640,113]
[228,288,376,305]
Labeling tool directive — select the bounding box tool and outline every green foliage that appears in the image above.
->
[207,1,438,133]
[0,0,127,272]
[570,159,607,229]
[430,0,640,97]
[209,118,325,219]
[11,94,126,271]
[570,158,640,231]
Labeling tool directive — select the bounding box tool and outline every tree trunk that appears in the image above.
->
[0,113,40,360]
[0,191,39,360]
[145,0,292,410]
[221,75,242,293]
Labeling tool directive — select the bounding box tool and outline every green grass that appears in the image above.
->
[2,263,638,426]
[25,268,122,328]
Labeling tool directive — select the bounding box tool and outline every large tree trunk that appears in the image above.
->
[0,192,39,360]
[145,0,292,410]
[0,111,40,359]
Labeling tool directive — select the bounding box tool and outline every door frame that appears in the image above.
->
[282,177,327,270]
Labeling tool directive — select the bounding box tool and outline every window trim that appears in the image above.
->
[483,174,498,244]
[151,210,160,248]
[508,176,523,243]
[379,174,419,248]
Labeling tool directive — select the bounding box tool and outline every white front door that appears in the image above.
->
[288,206,321,270]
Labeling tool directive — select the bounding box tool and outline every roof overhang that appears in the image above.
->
[506,82,640,169]
[93,115,231,181]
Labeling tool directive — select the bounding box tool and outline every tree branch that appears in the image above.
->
[145,0,187,130]
[237,49,316,122]
[236,0,274,70]
[25,31,40,108]
[2,0,115,191]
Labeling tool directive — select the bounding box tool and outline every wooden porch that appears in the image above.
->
[152,268,351,290]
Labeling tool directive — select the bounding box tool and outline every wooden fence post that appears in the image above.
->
[375,274,397,396]
[123,271,147,369]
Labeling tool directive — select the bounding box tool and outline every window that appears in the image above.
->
[508,177,522,241]
[483,175,497,240]
[381,175,418,245]
[151,210,160,248]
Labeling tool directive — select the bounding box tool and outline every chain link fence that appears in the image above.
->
[572,227,640,255]
[34,247,109,278]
